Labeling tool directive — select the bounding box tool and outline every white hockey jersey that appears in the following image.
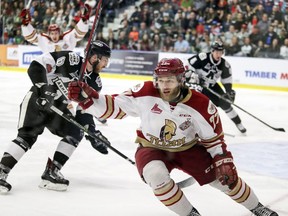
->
[21,19,89,53]
[85,81,226,155]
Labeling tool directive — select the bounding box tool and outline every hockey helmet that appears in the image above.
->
[88,40,111,58]
[211,40,224,51]
[154,58,185,85]
[48,24,60,33]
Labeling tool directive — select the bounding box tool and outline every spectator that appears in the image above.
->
[118,30,129,50]
[139,33,151,51]
[173,34,190,53]
[266,38,281,58]
[256,13,270,34]
[280,38,288,59]
[224,25,237,45]
[263,24,279,48]
[225,35,242,56]
[241,37,254,57]
[128,26,139,42]
[138,22,151,40]
[249,26,263,46]
[106,28,118,50]
[151,33,162,52]
[253,40,266,58]
[161,34,174,52]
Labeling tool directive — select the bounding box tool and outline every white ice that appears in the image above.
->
[0,71,287,216]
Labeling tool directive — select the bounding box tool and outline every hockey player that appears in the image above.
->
[67,58,278,216]
[186,40,247,133]
[0,40,111,193]
[19,4,91,52]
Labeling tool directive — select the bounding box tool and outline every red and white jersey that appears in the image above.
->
[21,20,88,53]
[86,81,227,156]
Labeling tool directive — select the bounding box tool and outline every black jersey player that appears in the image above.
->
[186,40,247,133]
[0,40,111,193]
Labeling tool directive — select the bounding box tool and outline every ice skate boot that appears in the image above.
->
[0,164,12,194]
[39,158,69,191]
[236,123,247,133]
[251,202,278,216]
[187,207,201,216]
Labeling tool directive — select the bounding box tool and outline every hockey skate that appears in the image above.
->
[0,165,12,194]
[39,158,69,191]
[187,207,201,216]
[236,123,247,133]
[251,202,278,216]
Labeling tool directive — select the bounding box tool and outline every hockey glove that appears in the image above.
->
[85,130,109,154]
[81,3,92,22]
[184,70,203,92]
[68,81,99,109]
[212,151,238,189]
[223,89,236,102]
[19,8,31,25]
[36,84,56,111]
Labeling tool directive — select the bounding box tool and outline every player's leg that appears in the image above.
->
[0,89,44,193]
[39,102,82,191]
[209,178,278,216]
[135,147,201,216]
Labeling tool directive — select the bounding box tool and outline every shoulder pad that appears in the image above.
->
[224,60,231,68]
[198,52,207,61]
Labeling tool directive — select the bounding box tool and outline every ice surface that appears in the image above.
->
[0,71,287,216]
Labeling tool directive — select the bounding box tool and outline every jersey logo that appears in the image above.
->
[160,119,176,142]
[69,53,80,65]
[131,83,144,92]
[179,119,192,131]
[151,103,162,114]
[207,100,217,114]
[95,76,102,88]
[56,56,66,67]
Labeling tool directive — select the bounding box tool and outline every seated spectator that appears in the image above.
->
[162,35,174,52]
[117,30,129,50]
[173,34,190,53]
[139,33,151,51]
[128,26,139,42]
[225,35,242,56]
[241,37,254,57]
[280,38,288,59]
[266,38,281,58]
[253,40,266,58]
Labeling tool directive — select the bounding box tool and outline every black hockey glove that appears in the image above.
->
[85,130,109,155]
[36,84,56,111]
[223,89,236,102]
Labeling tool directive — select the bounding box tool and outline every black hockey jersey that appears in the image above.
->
[188,52,233,92]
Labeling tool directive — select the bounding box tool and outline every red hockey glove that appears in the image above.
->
[81,3,92,22]
[68,81,99,109]
[212,151,238,189]
[19,8,31,25]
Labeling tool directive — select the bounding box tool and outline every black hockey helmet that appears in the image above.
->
[211,40,224,51]
[88,40,111,58]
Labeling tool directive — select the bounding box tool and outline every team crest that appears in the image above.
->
[131,83,144,92]
[56,56,66,67]
[207,100,217,114]
[160,119,176,142]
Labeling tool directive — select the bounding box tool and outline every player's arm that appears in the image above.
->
[197,97,238,189]
[20,8,40,45]
[65,4,91,41]
[221,60,236,102]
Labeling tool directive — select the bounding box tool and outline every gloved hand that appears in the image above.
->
[36,84,56,111]
[81,3,92,22]
[212,151,238,189]
[68,81,99,109]
[185,70,202,91]
[223,89,236,102]
[85,130,109,154]
[19,8,31,25]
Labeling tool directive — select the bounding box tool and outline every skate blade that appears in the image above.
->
[39,180,68,191]
[0,186,9,194]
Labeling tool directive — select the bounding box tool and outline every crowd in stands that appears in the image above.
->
[1,0,288,59]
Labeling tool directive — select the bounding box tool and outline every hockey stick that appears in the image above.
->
[79,0,103,81]
[205,87,285,132]
[49,104,196,188]
[49,104,136,165]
